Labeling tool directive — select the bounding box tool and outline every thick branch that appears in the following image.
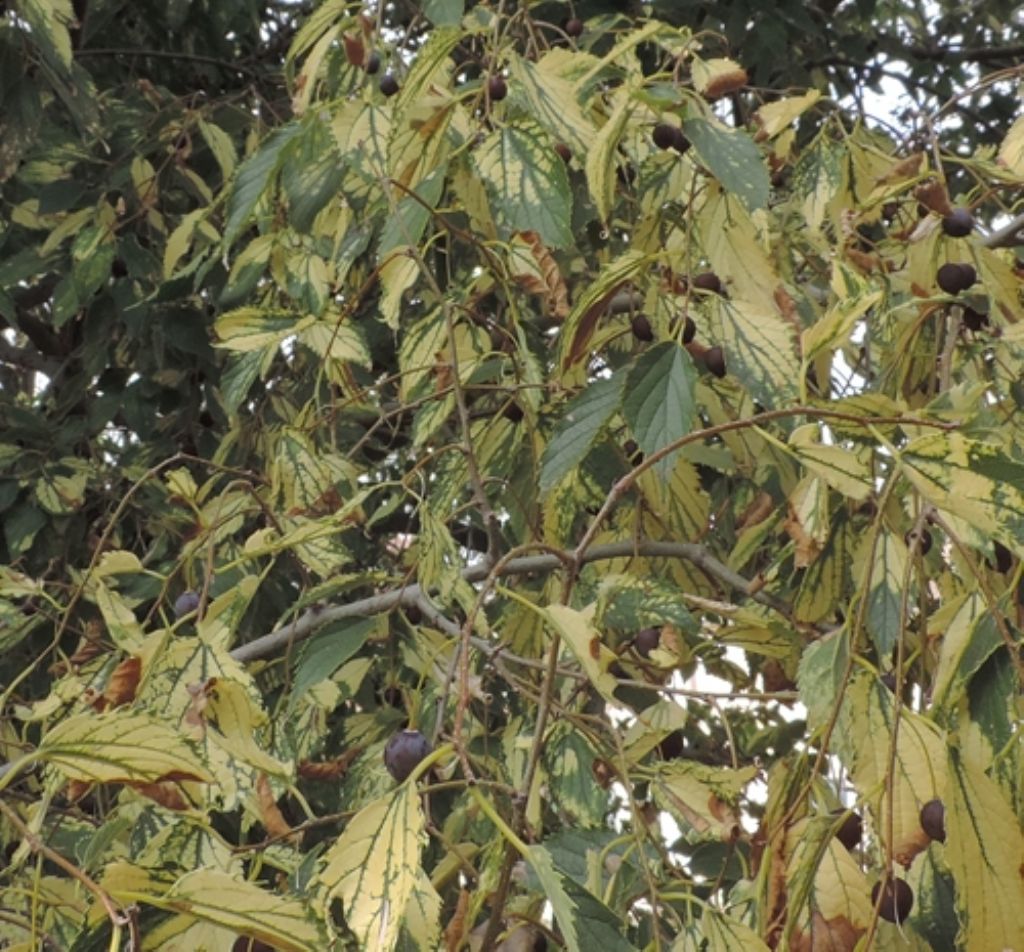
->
[230,539,788,665]
[983,211,1024,249]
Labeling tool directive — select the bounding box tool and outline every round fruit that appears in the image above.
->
[942,207,974,238]
[384,729,432,782]
[653,123,678,151]
[920,798,946,843]
[872,876,913,924]
[563,17,584,38]
[554,142,572,163]
[174,590,200,619]
[634,627,661,658]
[488,75,508,101]
[936,262,976,294]
[502,401,524,423]
[365,51,381,74]
[631,313,654,342]
[379,73,400,97]
[110,257,128,278]
[692,271,723,295]
[704,345,727,378]
[681,315,696,344]
[671,127,690,154]
[904,527,932,555]
[833,810,863,851]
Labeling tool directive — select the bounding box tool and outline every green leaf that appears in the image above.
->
[290,618,376,708]
[684,117,770,213]
[38,711,213,784]
[690,909,771,951]
[215,307,308,352]
[475,120,572,249]
[543,722,610,828]
[378,170,447,258]
[931,592,1002,715]
[622,341,696,478]
[524,845,633,952]
[797,627,849,731]
[585,87,632,223]
[318,786,426,952]
[856,529,907,658]
[225,124,301,244]
[281,120,344,233]
[539,374,625,494]
[544,604,620,704]
[422,0,462,27]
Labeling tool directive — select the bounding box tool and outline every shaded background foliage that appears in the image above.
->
[1,0,1024,949]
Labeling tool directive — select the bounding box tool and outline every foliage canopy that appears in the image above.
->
[2,1,1024,950]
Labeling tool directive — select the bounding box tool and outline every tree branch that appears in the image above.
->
[983,211,1024,249]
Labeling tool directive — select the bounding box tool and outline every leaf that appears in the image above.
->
[203,679,291,777]
[543,722,610,828]
[524,844,633,952]
[855,529,908,657]
[684,117,769,212]
[508,51,595,155]
[792,135,847,235]
[290,618,376,707]
[422,0,463,26]
[930,592,1002,715]
[225,124,301,244]
[318,785,426,952]
[709,297,799,409]
[753,90,822,140]
[475,120,572,249]
[18,0,74,72]
[944,744,1024,951]
[897,433,1024,557]
[544,604,620,704]
[997,114,1024,178]
[215,307,308,352]
[104,865,322,951]
[797,627,849,730]
[698,188,779,306]
[837,674,946,866]
[397,871,442,950]
[622,342,696,479]
[690,909,771,951]
[585,87,633,223]
[559,250,649,370]
[38,711,212,784]
[539,374,625,495]
[652,762,757,841]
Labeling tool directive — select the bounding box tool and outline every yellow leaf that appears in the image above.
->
[945,745,1024,951]
[39,711,213,784]
[997,115,1024,178]
[544,604,620,703]
[754,90,822,140]
[318,786,426,951]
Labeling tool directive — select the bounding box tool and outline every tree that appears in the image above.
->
[2,0,1023,949]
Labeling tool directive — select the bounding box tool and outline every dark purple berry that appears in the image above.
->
[488,75,507,101]
[174,591,200,619]
[653,123,677,150]
[384,729,432,782]
[872,876,913,923]
[563,17,584,38]
[920,799,946,843]
[633,627,661,658]
[630,313,654,342]
[692,272,723,295]
[681,315,696,344]
[832,810,863,850]
[379,73,400,97]
[704,345,726,378]
[365,51,381,74]
[941,207,974,238]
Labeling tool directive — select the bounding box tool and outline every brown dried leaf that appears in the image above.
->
[444,888,471,952]
[878,152,924,184]
[510,231,570,319]
[737,491,776,530]
[256,773,294,840]
[342,33,365,67]
[704,67,748,100]
[914,179,953,215]
[784,504,822,569]
[132,781,190,811]
[99,656,142,711]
